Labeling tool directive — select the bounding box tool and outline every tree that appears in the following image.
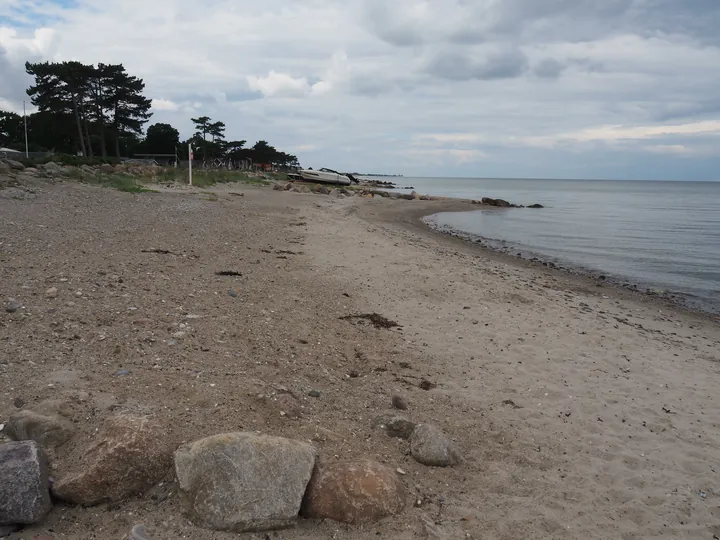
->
[0,110,23,148]
[191,116,226,160]
[140,123,180,154]
[104,65,152,157]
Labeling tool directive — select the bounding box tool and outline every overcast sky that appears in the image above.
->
[1,0,719,180]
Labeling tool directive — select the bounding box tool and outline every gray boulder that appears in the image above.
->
[99,163,115,174]
[373,414,416,440]
[0,441,52,525]
[5,160,24,171]
[410,424,462,467]
[0,161,10,174]
[175,432,316,532]
[42,161,63,176]
[6,409,76,452]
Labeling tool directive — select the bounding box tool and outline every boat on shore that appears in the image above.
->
[288,168,359,186]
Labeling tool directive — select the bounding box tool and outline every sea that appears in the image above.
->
[385,177,720,314]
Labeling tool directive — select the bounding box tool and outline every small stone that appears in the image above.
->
[175,432,316,532]
[0,441,52,524]
[52,414,174,505]
[419,379,437,391]
[391,395,408,410]
[129,523,153,540]
[228,289,238,298]
[115,368,130,376]
[308,390,321,398]
[410,424,462,467]
[13,397,25,409]
[348,370,360,378]
[373,414,416,440]
[5,299,21,313]
[45,287,58,299]
[301,459,407,524]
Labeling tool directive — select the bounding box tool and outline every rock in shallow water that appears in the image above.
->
[301,459,407,524]
[0,441,52,525]
[51,414,173,505]
[175,432,316,532]
[410,424,462,467]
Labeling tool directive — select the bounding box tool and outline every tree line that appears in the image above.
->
[0,61,299,168]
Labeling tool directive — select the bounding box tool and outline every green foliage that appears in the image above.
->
[82,172,155,193]
[137,123,180,155]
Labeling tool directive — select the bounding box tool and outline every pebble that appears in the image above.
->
[228,289,238,298]
[308,390,321,398]
[392,395,408,410]
[45,287,58,299]
[13,397,25,408]
[349,370,360,378]
[129,524,153,540]
[5,299,22,313]
[115,368,130,376]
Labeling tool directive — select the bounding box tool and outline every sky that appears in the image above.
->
[1,0,720,180]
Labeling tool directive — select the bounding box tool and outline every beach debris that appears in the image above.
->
[501,399,523,409]
[373,414,416,440]
[301,459,407,524]
[215,270,242,276]
[175,433,315,532]
[392,395,408,410]
[0,441,52,525]
[410,424,462,467]
[339,313,400,329]
[140,248,178,255]
[419,379,437,391]
[52,414,174,505]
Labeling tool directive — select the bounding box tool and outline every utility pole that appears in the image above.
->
[188,143,193,186]
[23,101,29,158]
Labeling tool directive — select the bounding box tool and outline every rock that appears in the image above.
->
[115,368,130,376]
[527,203,544,209]
[419,195,431,201]
[99,163,115,174]
[128,524,153,540]
[410,191,419,199]
[410,425,461,467]
[0,441,52,525]
[301,459,407,524]
[481,197,512,208]
[272,393,303,419]
[228,288,238,298]
[391,395,408,410]
[348,369,360,378]
[45,287,58,299]
[52,414,173,505]
[313,186,331,195]
[6,160,24,171]
[373,414,416,440]
[42,162,63,176]
[0,161,11,174]
[13,397,25,409]
[5,410,76,452]
[273,182,286,191]
[175,432,316,532]
[308,390,321,398]
[5,299,21,313]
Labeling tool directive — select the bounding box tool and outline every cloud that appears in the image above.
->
[247,71,311,98]
[533,58,566,78]
[425,47,528,81]
[151,98,180,112]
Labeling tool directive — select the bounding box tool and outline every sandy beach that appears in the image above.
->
[2,180,720,540]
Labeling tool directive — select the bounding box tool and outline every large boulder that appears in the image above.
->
[5,160,24,171]
[409,424,462,467]
[41,161,63,176]
[0,442,52,525]
[5,409,76,453]
[301,459,407,524]
[481,197,512,208]
[51,414,174,505]
[0,161,11,174]
[373,414,416,440]
[99,163,115,174]
[175,432,316,532]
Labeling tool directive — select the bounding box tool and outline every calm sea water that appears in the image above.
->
[391,177,720,313]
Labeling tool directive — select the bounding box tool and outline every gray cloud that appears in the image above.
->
[533,58,566,78]
[426,47,528,81]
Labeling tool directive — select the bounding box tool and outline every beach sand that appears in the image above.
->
[1,181,720,539]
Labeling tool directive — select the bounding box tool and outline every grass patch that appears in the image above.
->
[83,173,156,193]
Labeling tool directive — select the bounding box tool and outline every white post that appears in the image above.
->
[188,143,193,186]
[23,101,29,158]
